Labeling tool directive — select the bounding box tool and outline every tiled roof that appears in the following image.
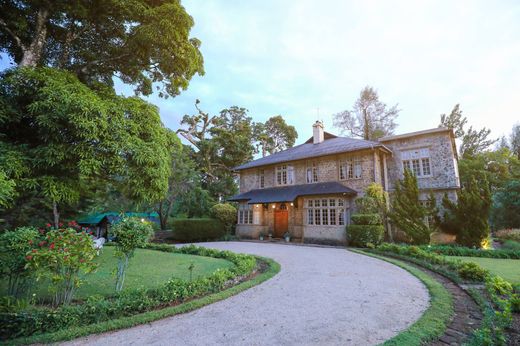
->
[228,182,357,204]
[234,136,390,171]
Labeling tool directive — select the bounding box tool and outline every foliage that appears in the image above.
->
[510,123,520,159]
[254,115,298,157]
[439,104,467,138]
[0,227,39,297]
[333,86,399,140]
[348,224,384,248]
[0,170,16,209]
[439,177,491,247]
[155,140,198,230]
[210,203,237,233]
[456,261,489,281]
[350,214,382,225]
[0,0,204,97]
[0,68,172,226]
[388,170,433,244]
[110,217,154,292]
[1,244,257,340]
[169,218,227,242]
[422,244,520,259]
[26,228,97,306]
[501,240,520,251]
[495,228,520,242]
[491,180,520,230]
[173,186,215,218]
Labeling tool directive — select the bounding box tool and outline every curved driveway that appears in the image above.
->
[65,242,429,346]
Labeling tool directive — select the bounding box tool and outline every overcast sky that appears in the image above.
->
[2,1,519,145]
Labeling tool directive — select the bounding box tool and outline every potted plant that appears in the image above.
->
[283,232,291,242]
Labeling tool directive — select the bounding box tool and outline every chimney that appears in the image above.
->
[312,121,324,144]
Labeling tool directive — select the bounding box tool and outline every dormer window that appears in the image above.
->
[306,161,318,183]
[402,148,432,177]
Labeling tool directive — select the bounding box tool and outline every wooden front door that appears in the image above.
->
[274,210,288,237]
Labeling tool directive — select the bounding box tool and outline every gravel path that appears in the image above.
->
[63,242,429,346]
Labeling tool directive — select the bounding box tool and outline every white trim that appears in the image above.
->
[379,127,451,142]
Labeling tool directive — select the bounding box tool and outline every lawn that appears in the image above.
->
[446,256,520,284]
[2,246,235,301]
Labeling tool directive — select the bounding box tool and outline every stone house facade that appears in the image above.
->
[230,121,460,245]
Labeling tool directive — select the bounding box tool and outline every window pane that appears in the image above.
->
[354,160,362,178]
[239,211,243,224]
[348,162,353,179]
[338,209,345,225]
[248,211,253,224]
[330,209,336,225]
[340,164,346,180]
[403,160,411,171]
[322,199,328,207]
[322,209,328,225]
[308,200,313,207]
[422,158,431,175]
[329,199,336,207]
[307,168,312,183]
[308,209,313,225]
[412,159,421,176]
[315,200,320,207]
[315,209,321,225]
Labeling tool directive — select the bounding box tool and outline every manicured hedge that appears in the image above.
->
[420,244,520,259]
[169,218,227,241]
[1,244,256,340]
[350,214,382,225]
[347,213,384,247]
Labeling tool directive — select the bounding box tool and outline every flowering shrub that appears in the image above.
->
[26,228,98,306]
[0,227,40,297]
[111,217,154,291]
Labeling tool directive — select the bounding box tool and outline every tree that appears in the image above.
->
[110,217,154,292]
[510,124,520,159]
[155,143,198,230]
[0,0,204,97]
[0,170,16,209]
[210,203,237,233]
[439,104,467,138]
[0,68,172,227]
[254,115,298,157]
[440,177,491,247]
[333,86,399,140]
[388,170,433,244]
[490,180,520,230]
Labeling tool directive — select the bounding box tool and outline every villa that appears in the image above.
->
[230,121,460,244]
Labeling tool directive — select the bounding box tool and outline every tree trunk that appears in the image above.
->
[53,201,60,229]
[363,108,369,140]
[19,8,49,67]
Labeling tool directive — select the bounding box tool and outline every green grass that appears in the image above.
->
[501,239,520,251]
[350,249,453,346]
[8,257,281,346]
[446,256,520,284]
[2,247,234,301]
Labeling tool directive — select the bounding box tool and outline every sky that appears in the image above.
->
[2,0,520,145]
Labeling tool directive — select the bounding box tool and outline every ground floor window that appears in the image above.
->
[305,198,347,226]
[238,204,254,224]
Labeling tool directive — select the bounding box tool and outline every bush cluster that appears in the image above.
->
[347,214,384,248]
[495,228,520,242]
[373,243,518,344]
[1,244,257,340]
[420,244,520,259]
[168,218,227,242]
[209,204,237,233]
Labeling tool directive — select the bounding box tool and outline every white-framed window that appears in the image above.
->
[305,198,348,226]
[339,157,362,180]
[238,204,254,224]
[402,148,432,177]
[259,169,265,188]
[306,161,318,183]
[419,199,436,227]
[276,165,295,185]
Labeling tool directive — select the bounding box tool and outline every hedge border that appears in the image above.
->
[5,251,280,345]
[349,249,453,345]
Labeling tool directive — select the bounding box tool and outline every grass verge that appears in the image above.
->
[445,256,520,284]
[6,256,280,346]
[350,249,453,346]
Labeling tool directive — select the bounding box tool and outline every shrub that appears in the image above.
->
[0,244,257,340]
[26,228,98,306]
[111,217,154,292]
[348,225,384,247]
[495,228,520,242]
[350,214,381,225]
[456,262,489,282]
[0,227,39,298]
[210,203,237,233]
[420,244,520,259]
[169,218,226,241]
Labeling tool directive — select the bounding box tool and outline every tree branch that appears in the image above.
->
[0,18,25,50]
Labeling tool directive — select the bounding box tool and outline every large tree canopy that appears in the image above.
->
[254,115,298,157]
[333,86,399,140]
[0,67,172,226]
[0,0,204,97]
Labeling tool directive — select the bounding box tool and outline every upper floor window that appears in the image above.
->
[259,169,265,188]
[276,165,294,185]
[402,148,432,177]
[339,158,362,180]
[306,161,318,183]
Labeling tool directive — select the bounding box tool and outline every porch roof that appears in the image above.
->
[228,182,357,204]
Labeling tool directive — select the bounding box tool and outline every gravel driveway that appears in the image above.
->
[64,242,429,346]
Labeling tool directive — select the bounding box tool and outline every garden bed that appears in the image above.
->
[1,244,280,344]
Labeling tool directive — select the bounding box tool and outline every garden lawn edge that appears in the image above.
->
[350,249,453,346]
[5,256,280,346]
